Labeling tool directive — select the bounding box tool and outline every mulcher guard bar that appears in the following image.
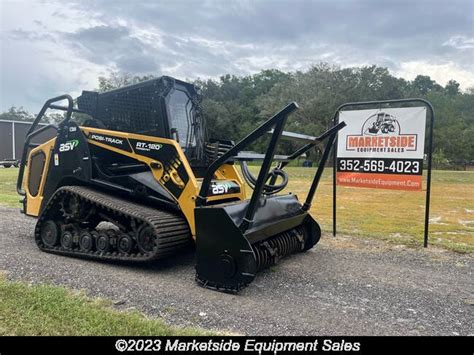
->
[195,102,346,292]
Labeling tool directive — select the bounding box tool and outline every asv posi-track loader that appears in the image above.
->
[17,76,345,292]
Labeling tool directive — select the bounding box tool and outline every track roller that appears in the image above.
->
[60,231,74,250]
[40,220,60,247]
[79,231,94,252]
[117,234,134,253]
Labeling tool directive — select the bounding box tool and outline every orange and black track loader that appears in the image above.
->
[17,76,345,292]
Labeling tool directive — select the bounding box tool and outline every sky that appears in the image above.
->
[1,0,473,112]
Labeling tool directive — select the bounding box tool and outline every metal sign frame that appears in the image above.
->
[331,98,435,247]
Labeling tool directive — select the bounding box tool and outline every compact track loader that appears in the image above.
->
[17,76,345,292]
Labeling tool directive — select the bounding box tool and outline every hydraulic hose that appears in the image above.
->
[240,161,289,195]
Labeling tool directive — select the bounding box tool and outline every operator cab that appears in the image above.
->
[77,76,205,165]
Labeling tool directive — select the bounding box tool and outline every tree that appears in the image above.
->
[196,65,474,165]
[0,106,34,122]
[196,70,290,142]
[411,75,442,95]
[98,72,156,92]
[444,80,460,96]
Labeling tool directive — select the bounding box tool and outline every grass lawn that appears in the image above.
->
[0,275,210,336]
[249,166,474,253]
[0,168,20,208]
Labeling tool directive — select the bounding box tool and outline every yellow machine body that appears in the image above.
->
[23,126,247,238]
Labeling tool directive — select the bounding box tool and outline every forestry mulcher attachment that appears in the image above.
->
[17,77,345,292]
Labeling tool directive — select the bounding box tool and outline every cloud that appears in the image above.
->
[68,25,129,42]
[396,61,474,88]
[1,0,473,111]
[62,25,160,71]
[443,35,474,50]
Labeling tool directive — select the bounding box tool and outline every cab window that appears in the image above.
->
[168,89,196,148]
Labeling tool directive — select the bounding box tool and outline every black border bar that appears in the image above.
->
[0,336,470,355]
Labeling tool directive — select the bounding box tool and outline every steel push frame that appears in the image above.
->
[196,101,346,233]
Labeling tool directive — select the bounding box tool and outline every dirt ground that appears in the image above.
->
[0,206,472,335]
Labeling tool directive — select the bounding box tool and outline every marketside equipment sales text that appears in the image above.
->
[115,338,361,353]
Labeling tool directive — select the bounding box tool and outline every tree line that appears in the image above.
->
[1,64,472,167]
[196,64,473,167]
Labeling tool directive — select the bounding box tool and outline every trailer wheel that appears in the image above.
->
[3,164,11,168]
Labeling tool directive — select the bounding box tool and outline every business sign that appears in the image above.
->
[336,107,426,191]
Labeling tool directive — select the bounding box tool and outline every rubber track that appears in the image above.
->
[35,186,191,262]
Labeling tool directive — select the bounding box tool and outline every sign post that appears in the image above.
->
[331,99,434,247]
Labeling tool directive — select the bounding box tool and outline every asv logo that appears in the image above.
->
[59,139,79,152]
[211,182,232,195]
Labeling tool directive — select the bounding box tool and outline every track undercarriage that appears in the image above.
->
[36,186,191,262]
